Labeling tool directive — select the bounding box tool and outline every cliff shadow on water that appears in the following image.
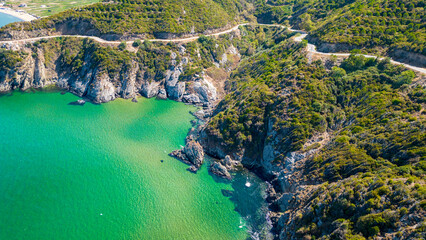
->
[206,156,274,240]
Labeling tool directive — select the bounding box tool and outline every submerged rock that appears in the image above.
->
[187,165,198,173]
[221,189,233,197]
[68,99,86,106]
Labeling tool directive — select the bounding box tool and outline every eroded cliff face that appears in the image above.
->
[196,39,426,239]
[0,40,237,106]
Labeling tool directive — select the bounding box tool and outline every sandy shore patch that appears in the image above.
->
[0,7,37,21]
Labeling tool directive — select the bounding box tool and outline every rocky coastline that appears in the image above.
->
[0,32,312,240]
[2,23,423,240]
[0,41,221,106]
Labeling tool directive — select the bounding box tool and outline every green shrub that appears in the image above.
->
[132,40,142,47]
[118,41,126,51]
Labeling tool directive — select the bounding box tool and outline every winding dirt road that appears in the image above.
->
[260,24,426,74]
[0,24,249,45]
[1,23,425,74]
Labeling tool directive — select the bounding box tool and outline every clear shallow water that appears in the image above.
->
[0,12,22,26]
[0,91,270,239]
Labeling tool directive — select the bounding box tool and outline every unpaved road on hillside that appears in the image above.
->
[1,23,425,74]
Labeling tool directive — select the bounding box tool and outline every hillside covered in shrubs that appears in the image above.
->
[0,1,424,239]
[0,0,253,39]
[260,0,425,55]
[204,37,425,239]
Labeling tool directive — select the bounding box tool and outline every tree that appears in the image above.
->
[118,41,126,51]
[143,40,152,50]
[393,70,415,88]
[331,67,347,79]
[341,54,366,72]
[132,39,142,47]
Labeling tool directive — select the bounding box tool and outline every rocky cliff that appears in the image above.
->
[5,26,420,240]
[0,37,236,106]
[198,40,426,239]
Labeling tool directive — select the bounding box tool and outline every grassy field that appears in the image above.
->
[6,0,99,17]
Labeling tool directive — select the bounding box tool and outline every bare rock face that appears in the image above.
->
[0,38,223,108]
[170,140,205,171]
[165,51,188,101]
[209,155,242,179]
[183,140,204,167]
[183,94,201,103]
[120,61,139,99]
[179,45,186,55]
[140,78,161,98]
[86,73,116,103]
[33,48,48,88]
[210,162,231,179]
[0,52,35,91]
[70,65,95,97]
[165,65,185,100]
[71,77,90,97]
[222,155,242,169]
[182,73,218,105]
[157,88,167,99]
[390,49,426,68]
[193,76,217,103]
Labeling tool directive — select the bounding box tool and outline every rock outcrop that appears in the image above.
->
[208,154,243,179]
[210,161,231,179]
[170,140,205,171]
[222,155,242,169]
[0,40,225,106]
[183,140,205,167]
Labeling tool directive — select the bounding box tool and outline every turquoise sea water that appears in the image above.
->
[0,16,270,239]
[0,91,270,239]
[0,12,22,26]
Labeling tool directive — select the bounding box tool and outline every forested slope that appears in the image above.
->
[0,1,424,238]
[254,0,425,59]
[0,0,253,40]
[203,38,425,239]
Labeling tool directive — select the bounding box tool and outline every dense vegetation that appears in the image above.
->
[0,25,291,87]
[1,0,252,38]
[205,37,425,238]
[2,0,424,58]
[0,2,424,236]
[268,0,425,55]
[0,50,27,72]
[293,171,425,239]
[205,40,306,159]
[292,56,425,239]
[252,0,292,23]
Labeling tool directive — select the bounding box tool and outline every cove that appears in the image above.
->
[0,90,270,239]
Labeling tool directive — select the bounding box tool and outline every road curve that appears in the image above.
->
[0,23,424,74]
[0,24,249,45]
[259,24,426,75]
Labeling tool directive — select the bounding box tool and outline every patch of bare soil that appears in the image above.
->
[205,67,228,101]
